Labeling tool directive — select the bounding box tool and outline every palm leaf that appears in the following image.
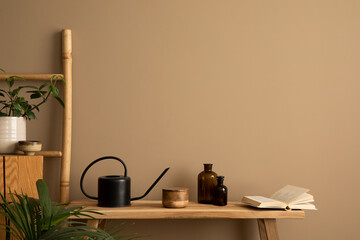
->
[0,180,137,240]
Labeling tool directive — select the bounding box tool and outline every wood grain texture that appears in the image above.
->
[0,157,3,192]
[0,156,5,240]
[0,74,63,81]
[162,188,189,208]
[84,219,100,240]
[69,200,305,220]
[35,150,62,158]
[0,156,43,238]
[3,156,43,198]
[4,156,18,198]
[86,219,100,228]
[17,156,43,198]
[60,29,72,203]
[257,219,280,240]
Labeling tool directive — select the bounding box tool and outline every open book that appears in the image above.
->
[242,185,316,210]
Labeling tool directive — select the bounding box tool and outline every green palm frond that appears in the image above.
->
[0,179,137,240]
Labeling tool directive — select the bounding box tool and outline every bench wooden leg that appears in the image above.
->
[86,219,107,229]
[86,219,100,228]
[257,219,280,240]
[84,219,100,240]
[98,219,107,230]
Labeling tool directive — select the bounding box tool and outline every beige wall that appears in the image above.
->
[1,0,360,239]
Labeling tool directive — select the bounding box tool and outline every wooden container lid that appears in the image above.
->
[163,187,188,192]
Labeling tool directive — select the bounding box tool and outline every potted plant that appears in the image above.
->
[0,68,64,153]
[0,179,137,240]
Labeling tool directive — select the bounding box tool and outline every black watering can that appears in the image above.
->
[80,156,170,207]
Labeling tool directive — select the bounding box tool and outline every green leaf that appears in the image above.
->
[50,75,57,86]
[30,93,42,99]
[21,86,38,90]
[0,179,136,240]
[55,96,65,107]
[39,83,49,90]
[27,90,46,93]
[13,109,22,117]
[6,77,15,87]
[16,97,25,102]
[36,180,52,219]
[13,103,22,111]
[0,89,10,98]
[26,111,36,120]
[12,76,25,81]
[0,68,5,73]
[11,88,21,97]
[50,86,59,96]
[55,75,66,86]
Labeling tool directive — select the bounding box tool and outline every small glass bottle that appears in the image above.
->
[198,163,217,204]
[214,176,227,206]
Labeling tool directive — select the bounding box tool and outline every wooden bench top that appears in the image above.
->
[69,200,305,220]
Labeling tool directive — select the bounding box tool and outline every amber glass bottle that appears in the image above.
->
[214,176,227,206]
[198,163,217,204]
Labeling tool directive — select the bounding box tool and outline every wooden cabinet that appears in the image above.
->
[0,155,43,198]
[0,155,43,197]
[0,155,43,238]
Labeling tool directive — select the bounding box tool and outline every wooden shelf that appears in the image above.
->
[35,151,62,158]
[10,151,62,158]
[69,200,305,220]
[0,74,64,81]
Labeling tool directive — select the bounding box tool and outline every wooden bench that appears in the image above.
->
[69,200,304,240]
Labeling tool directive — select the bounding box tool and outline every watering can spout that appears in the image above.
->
[131,167,170,201]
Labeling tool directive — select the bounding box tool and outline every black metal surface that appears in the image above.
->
[98,175,131,207]
[80,156,127,200]
[80,155,170,207]
[131,167,170,201]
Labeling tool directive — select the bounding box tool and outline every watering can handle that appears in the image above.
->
[80,156,127,200]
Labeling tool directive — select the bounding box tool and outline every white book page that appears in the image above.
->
[291,193,314,204]
[270,185,309,204]
[245,196,279,203]
[242,196,287,208]
[288,203,317,210]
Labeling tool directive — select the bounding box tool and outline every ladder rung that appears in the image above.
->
[35,150,62,158]
[0,74,64,81]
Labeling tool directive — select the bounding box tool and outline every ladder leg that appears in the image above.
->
[257,219,280,240]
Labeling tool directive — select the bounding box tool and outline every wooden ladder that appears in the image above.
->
[0,29,73,203]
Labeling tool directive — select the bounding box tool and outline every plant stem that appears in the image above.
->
[8,99,13,116]
[8,84,13,116]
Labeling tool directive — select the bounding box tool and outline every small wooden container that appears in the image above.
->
[162,188,189,208]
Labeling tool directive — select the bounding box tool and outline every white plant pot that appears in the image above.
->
[0,117,26,153]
